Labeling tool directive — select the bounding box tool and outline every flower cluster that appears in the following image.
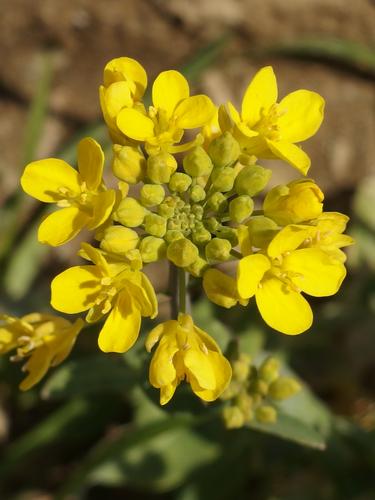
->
[2,57,352,406]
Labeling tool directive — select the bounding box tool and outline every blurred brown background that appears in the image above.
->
[1,0,374,201]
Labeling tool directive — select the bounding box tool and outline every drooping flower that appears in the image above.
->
[116,70,216,154]
[146,313,232,404]
[21,138,117,246]
[224,66,325,174]
[0,313,83,390]
[50,244,157,353]
[236,225,347,334]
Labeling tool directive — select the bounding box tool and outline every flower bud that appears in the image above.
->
[147,152,177,184]
[126,249,143,270]
[140,236,166,263]
[223,405,245,429]
[169,172,192,193]
[167,238,199,267]
[206,192,227,212]
[269,377,301,401]
[264,179,324,225]
[165,230,184,243]
[140,184,165,207]
[247,216,278,249]
[208,132,240,168]
[185,256,209,277]
[232,354,251,382]
[100,226,139,256]
[236,392,254,420]
[204,217,219,232]
[205,238,231,262]
[252,379,269,397]
[144,213,167,238]
[112,145,146,184]
[255,405,277,424]
[183,146,213,177]
[192,227,211,245]
[116,198,146,227]
[258,356,280,384]
[229,196,254,223]
[190,185,206,203]
[211,166,236,192]
[234,164,272,196]
[214,226,238,246]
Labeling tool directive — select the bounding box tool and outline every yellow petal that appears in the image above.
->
[117,108,155,141]
[149,334,179,388]
[140,273,158,318]
[102,81,133,120]
[184,348,217,390]
[256,277,313,335]
[227,101,241,124]
[174,95,215,129]
[267,140,311,175]
[19,345,50,391]
[146,320,176,352]
[160,380,178,405]
[241,66,278,126]
[38,207,90,246]
[98,291,141,353]
[80,242,110,274]
[77,138,104,191]
[50,318,84,366]
[21,159,80,202]
[237,254,271,299]
[103,57,147,101]
[283,248,346,297]
[190,351,232,401]
[87,189,117,230]
[278,90,325,143]
[152,70,189,119]
[51,265,102,313]
[267,224,316,258]
[203,269,239,308]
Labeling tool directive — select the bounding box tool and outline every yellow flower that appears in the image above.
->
[263,179,324,225]
[116,70,215,154]
[236,225,347,335]
[99,57,148,144]
[21,138,117,246]
[305,212,354,262]
[146,313,232,405]
[50,244,157,353]
[0,313,83,390]
[225,66,325,174]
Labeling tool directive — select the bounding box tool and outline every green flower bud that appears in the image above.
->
[258,356,280,384]
[144,213,167,238]
[169,172,192,193]
[207,192,227,212]
[235,164,272,196]
[269,377,301,401]
[112,145,146,184]
[204,217,219,232]
[211,166,236,192]
[214,226,238,246]
[252,379,269,397]
[100,226,139,256]
[221,381,241,401]
[205,238,231,262]
[233,357,251,383]
[208,132,240,168]
[167,238,199,267]
[191,204,204,219]
[183,146,213,177]
[236,392,254,421]
[190,185,206,203]
[140,236,166,263]
[116,198,146,227]
[223,405,245,429]
[255,405,277,424]
[192,227,212,245]
[140,184,165,207]
[229,195,254,223]
[158,201,175,218]
[126,249,143,270]
[147,152,177,184]
[185,256,209,277]
[247,216,278,248]
[165,230,184,243]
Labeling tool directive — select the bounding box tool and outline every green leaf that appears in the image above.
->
[247,411,326,450]
[42,355,138,400]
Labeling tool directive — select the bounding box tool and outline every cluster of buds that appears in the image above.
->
[0,57,353,407]
[222,354,301,428]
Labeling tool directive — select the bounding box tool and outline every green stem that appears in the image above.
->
[178,267,187,314]
[230,249,243,259]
